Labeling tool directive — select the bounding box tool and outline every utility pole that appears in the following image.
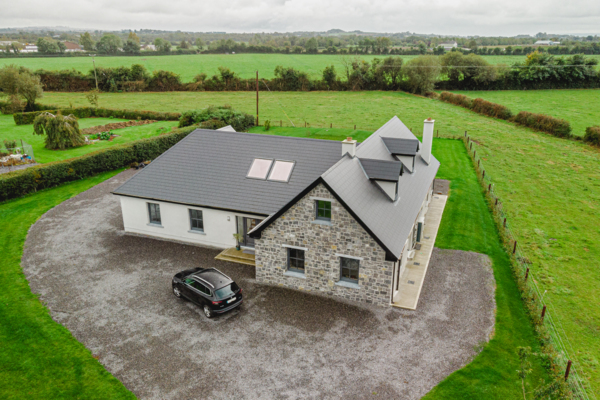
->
[92,57,99,90]
[255,71,259,126]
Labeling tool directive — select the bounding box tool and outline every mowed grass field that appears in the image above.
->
[0,114,179,163]
[5,53,596,81]
[0,134,546,399]
[41,90,600,395]
[452,89,600,136]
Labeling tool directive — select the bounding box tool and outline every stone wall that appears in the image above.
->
[255,183,394,307]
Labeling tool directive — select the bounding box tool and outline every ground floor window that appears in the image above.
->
[340,257,360,283]
[189,209,204,231]
[148,203,161,225]
[287,248,305,273]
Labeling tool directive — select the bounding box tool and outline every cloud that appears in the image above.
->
[1,0,599,35]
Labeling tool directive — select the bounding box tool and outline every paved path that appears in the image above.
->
[22,170,496,400]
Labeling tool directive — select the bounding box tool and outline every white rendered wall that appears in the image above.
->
[118,196,263,249]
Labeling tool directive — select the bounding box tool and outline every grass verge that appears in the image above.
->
[0,169,135,400]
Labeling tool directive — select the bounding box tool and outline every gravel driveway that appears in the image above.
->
[22,170,496,400]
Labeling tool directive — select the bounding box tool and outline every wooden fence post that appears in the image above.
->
[495,198,499,206]
[330,123,332,128]
[478,159,480,167]
[488,183,492,192]
[525,267,529,281]
[503,218,507,228]
[541,305,547,322]
[482,170,485,179]
[354,124,356,130]
[464,131,467,137]
[565,360,572,381]
[513,240,517,254]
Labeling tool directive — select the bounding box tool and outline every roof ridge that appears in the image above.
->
[358,157,402,165]
[192,128,343,145]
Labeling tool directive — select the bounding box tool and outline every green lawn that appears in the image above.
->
[39,90,600,396]
[4,53,596,81]
[0,170,134,400]
[0,114,179,163]
[451,89,600,136]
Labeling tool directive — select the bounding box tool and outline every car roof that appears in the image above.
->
[192,269,233,290]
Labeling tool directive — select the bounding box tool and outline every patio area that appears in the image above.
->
[393,192,449,310]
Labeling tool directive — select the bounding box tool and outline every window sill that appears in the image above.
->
[147,223,163,228]
[284,270,306,279]
[188,230,206,235]
[335,280,360,290]
[311,219,332,226]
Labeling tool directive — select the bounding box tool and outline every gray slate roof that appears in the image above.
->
[321,116,440,259]
[381,137,420,156]
[358,158,402,181]
[112,129,343,216]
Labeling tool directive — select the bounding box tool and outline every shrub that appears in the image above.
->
[513,111,572,138]
[33,112,85,150]
[471,98,513,120]
[439,92,473,108]
[3,139,17,151]
[200,119,226,130]
[0,125,197,202]
[584,126,600,146]
[178,105,254,132]
[14,106,181,125]
[264,120,271,131]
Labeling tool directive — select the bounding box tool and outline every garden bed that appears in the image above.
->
[81,119,158,135]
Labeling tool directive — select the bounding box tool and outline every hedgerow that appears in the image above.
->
[178,105,255,132]
[0,125,197,202]
[583,126,600,146]
[14,107,181,125]
[439,92,512,120]
[471,98,513,120]
[513,111,572,138]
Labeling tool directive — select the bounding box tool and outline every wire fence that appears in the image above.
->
[462,131,596,400]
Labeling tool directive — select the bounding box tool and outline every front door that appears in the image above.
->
[237,217,262,248]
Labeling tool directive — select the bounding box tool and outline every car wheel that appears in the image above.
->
[173,286,182,298]
[203,305,214,318]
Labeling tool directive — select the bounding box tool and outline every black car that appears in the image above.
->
[172,267,243,318]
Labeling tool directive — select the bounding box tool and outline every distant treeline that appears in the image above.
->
[31,52,600,94]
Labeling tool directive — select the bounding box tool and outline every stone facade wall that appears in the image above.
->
[255,183,394,307]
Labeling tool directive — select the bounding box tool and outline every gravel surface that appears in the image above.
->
[22,170,496,400]
[0,163,39,174]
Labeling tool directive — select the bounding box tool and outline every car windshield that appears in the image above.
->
[214,282,240,299]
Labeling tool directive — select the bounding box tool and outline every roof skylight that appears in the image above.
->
[268,161,295,182]
[247,158,273,179]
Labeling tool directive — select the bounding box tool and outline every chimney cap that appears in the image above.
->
[427,117,433,121]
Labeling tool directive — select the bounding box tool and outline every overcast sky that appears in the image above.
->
[1,0,599,36]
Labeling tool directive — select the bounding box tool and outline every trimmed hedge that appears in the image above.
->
[471,98,513,120]
[439,92,473,109]
[513,111,572,138]
[14,107,181,125]
[0,125,196,202]
[439,92,512,120]
[584,126,600,146]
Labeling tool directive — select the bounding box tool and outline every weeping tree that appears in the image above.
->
[33,112,85,150]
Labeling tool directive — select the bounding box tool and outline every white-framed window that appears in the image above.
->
[189,209,204,232]
[147,203,161,225]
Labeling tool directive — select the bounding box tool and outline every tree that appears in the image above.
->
[305,38,318,54]
[57,41,66,53]
[36,37,59,53]
[154,38,171,52]
[380,56,403,89]
[33,112,85,150]
[123,39,140,54]
[403,56,441,94]
[80,32,95,51]
[179,40,190,49]
[0,65,43,111]
[96,34,122,54]
[194,38,205,49]
[322,65,337,88]
[468,40,478,50]
[127,31,140,45]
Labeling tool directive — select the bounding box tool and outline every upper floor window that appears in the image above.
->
[189,209,204,232]
[148,203,161,225]
[315,200,332,221]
